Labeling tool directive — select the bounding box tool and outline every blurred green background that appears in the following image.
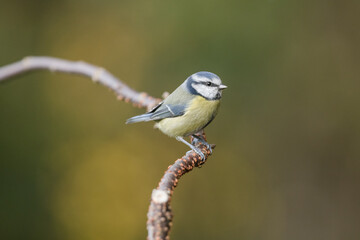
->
[1,0,359,239]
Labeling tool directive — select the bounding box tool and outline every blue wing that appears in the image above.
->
[126,102,185,124]
[149,104,186,120]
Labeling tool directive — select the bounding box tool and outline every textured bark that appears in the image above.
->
[147,131,213,240]
[0,56,160,110]
[0,56,214,240]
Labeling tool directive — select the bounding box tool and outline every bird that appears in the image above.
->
[126,71,227,160]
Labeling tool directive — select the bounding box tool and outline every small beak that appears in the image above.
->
[219,84,228,90]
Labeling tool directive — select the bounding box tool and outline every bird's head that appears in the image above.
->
[186,71,227,100]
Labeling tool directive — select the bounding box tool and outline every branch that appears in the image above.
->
[147,131,214,240]
[0,56,160,110]
[0,56,214,240]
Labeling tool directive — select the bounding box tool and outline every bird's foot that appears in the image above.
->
[186,147,205,162]
[192,135,212,154]
[176,136,207,162]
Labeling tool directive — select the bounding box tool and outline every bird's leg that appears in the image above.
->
[191,134,212,154]
[176,136,205,160]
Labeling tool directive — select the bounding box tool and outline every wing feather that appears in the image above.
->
[149,104,185,120]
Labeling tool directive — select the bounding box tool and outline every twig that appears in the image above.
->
[0,56,214,240]
[0,56,160,110]
[147,131,214,240]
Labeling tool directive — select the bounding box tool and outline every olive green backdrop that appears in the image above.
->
[0,0,359,239]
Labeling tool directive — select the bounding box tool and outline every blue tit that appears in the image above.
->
[126,71,227,160]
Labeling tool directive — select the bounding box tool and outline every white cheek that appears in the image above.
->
[192,84,206,94]
[192,84,217,99]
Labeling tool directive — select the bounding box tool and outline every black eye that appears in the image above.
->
[206,81,212,86]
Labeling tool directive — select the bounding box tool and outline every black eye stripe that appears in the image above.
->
[193,82,219,87]
[203,82,218,87]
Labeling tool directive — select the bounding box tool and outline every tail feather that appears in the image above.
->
[126,113,153,124]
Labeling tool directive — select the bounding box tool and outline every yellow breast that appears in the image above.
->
[155,96,220,137]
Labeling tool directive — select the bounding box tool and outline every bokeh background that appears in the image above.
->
[1,0,359,239]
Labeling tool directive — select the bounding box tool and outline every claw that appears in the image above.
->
[186,148,205,161]
[204,142,212,154]
[192,135,212,154]
[176,136,207,162]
